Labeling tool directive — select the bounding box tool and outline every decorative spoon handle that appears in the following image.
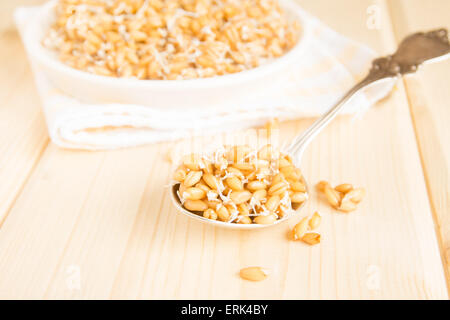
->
[287,28,450,159]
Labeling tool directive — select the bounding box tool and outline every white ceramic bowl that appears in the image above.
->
[23,0,312,110]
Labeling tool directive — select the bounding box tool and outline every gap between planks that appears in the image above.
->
[400,79,450,296]
[385,0,450,295]
[0,140,49,227]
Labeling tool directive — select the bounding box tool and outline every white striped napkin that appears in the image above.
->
[15,4,394,150]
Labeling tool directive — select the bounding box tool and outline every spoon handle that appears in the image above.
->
[286,28,450,160]
[286,73,391,159]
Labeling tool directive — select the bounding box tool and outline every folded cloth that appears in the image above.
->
[15,3,394,150]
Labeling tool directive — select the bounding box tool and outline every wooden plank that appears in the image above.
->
[0,28,49,224]
[0,146,106,298]
[387,0,450,292]
[0,0,447,299]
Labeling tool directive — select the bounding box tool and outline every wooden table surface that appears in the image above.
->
[0,0,449,299]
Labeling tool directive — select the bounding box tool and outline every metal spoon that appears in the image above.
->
[171,28,450,230]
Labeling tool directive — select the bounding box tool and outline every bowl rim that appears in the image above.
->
[25,0,313,90]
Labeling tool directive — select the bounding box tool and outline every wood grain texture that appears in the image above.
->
[0,29,49,224]
[0,0,448,299]
[387,0,450,292]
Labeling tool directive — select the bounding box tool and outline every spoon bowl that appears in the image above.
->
[170,170,309,230]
